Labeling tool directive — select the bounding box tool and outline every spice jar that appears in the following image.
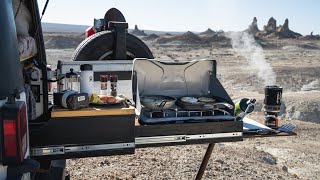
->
[109,75,118,97]
[100,75,108,95]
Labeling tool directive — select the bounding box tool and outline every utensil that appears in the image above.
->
[277,123,296,133]
[203,102,234,110]
[176,97,233,111]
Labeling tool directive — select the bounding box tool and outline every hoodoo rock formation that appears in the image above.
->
[276,18,302,38]
[130,25,147,36]
[256,17,302,38]
[246,17,260,35]
[264,17,277,34]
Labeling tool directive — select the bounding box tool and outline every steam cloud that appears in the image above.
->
[227,32,277,86]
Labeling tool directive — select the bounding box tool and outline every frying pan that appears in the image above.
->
[140,95,176,110]
[176,97,234,111]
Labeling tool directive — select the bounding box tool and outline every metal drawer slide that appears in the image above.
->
[136,132,242,145]
[31,142,135,156]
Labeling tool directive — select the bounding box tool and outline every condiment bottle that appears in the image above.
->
[100,75,108,95]
[109,75,118,97]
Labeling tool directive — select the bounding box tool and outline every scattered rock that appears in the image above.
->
[301,79,320,91]
[215,159,225,164]
[282,166,288,172]
[262,155,277,165]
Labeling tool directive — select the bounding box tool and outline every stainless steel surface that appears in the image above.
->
[64,143,135,153]
[31,143,135,156]
[135,132,242,145]
[186,132,243,140]
[135,135,186,145]
[133,59,214,97]
[203,102,234,110]
[58,60,133,73]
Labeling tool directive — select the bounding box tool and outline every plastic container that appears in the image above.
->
[80,64,94,95]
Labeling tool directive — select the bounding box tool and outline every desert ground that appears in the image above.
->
[44,30,320,179]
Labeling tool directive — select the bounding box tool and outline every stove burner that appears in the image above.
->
[144,109,224,119]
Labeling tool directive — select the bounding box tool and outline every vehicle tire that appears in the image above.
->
[72,31,154,61]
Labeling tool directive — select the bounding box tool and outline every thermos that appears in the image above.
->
[80,64,94,95]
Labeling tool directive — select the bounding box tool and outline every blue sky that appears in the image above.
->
[39,0,320,35]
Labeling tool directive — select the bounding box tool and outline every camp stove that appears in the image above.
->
[139,107,235,124]
[263,85,283,129]
[132,59,236,124]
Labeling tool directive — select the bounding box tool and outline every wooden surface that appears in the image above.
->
[52,102,135,118]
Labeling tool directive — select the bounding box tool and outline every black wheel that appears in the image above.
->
[72,31,154,61]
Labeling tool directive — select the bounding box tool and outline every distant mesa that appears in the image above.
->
[199,28,216,36]
[255,17,302,38]
[155,31,202,44]
[180,31,202,42]
[300,31,320,40]
[142,33,159,41]
[130,25,147,36]
[206,32,227,42]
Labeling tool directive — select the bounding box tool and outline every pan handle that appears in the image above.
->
[203,103,234,110]
[158,100,167,109]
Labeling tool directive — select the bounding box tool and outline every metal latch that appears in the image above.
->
[31,146,65,156]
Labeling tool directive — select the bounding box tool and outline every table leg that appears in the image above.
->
[195,143,215,180]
